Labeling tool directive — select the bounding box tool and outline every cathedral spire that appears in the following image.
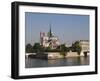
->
[49,24,52,37]
[48,23,52,38]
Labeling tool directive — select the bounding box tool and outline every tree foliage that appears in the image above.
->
[59,44,70,57]
[71,41,82,55]
[26,44,33,53]
[33,43,41,49]
[33,43,44,53]
[26,41,81,55]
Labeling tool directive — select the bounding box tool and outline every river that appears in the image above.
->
[25,56,89,68]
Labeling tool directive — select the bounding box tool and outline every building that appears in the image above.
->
[79,40,89,52]
[40,26,60,49]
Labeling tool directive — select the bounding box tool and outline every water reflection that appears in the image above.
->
[25,56,89,68]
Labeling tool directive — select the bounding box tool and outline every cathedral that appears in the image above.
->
[40,26,60,49]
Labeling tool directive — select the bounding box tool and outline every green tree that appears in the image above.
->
[33,43,41,52]
[45,47,51,52]
[60,44,69,57]
[33,43,44,53]
[72,41,82,55]
[60,44,69,51]
[33,43,41,49]
[26,44,33,53]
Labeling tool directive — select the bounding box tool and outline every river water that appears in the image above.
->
[25,56,89,68]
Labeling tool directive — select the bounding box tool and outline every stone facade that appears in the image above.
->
[40,27,60,49]
[79,40,89,52]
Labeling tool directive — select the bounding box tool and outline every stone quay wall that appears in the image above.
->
[26,51,89,59]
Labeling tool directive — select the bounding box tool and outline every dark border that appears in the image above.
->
[11,1,98,79]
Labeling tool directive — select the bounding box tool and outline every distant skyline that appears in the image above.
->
[25,12,89,45]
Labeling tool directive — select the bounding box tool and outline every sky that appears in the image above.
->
[25,12,89,45]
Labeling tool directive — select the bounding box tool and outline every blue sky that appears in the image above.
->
[25,12,89,45]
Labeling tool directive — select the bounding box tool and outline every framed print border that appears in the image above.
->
[11,1,98,79]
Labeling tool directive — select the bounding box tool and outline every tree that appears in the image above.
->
[26,44,33,53]
[71,41,82,55]
[60,44,69,57]
[33,43,41,49]
[60,44,69,51]
[33,43,44,53]
[45,47,51,52]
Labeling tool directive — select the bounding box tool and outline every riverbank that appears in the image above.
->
[26,51,89,60]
